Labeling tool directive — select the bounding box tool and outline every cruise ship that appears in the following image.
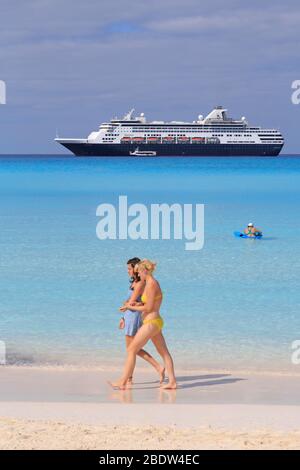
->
[55,107,284,157]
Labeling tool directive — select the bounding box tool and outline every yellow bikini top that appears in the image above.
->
[141,292,163,303]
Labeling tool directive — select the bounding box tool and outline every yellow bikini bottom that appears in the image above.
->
[143,316,164,331]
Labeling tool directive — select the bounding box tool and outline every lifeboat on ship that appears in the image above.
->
[191,137,205,143]
[177,136,190,143]
[132,137,145,143]
[162,136,175,143]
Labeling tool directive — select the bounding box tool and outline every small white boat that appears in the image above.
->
[129,148,157,157]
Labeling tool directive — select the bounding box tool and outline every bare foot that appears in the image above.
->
[160,381,177,390]
[158,367,166,384]
[107,381,127,390]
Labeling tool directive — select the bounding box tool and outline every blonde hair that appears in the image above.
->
[135,259,157,274]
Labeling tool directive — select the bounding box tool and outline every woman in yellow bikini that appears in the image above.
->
[109,259,177,390]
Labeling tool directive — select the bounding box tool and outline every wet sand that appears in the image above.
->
[0,366,299,449]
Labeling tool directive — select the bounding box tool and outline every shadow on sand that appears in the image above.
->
[177,376,245,390]
[108,373,246,403]
[132,373,245,390]
[175,374,231,382]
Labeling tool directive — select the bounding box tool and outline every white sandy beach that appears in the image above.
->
[0,366,299,450]
[1,418,300,450]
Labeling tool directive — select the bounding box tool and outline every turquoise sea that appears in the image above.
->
[0,155,299,371]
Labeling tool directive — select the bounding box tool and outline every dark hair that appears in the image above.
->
[127,257,141,285]
[127,257,141,267]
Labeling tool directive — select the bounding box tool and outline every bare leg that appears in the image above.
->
[138,349,165,383]
[151,333,177,389]
[125,336,134,384]
[125,336,165,384]
[108,324,159,389]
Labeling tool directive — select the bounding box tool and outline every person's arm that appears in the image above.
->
[119,282,144,312]
[126,286,156,314]
[118,297,129,312]
[127,281,144,305]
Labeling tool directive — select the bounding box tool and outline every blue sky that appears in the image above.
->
[0,0,299,153]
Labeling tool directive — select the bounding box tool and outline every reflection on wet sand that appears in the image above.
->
[107,373,247,404]
[108,387,177,404]
[159,388,177,403]
[109,388,133,403]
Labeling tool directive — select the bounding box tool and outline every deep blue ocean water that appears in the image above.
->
[0,155,299,371]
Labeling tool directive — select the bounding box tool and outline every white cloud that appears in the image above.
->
[148,15,241,33]
[147,7,300,36]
